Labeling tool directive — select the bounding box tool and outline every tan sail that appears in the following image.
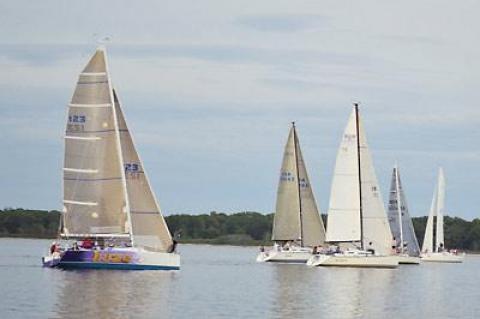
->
[114,91,173,252]
[272,127,301,241]
[295,131,326,246]
[63,49,127,236]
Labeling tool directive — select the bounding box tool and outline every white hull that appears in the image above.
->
[306,254,398,268]
[420,252,465,263]
[394,254,421,265]
[256,247,312,263]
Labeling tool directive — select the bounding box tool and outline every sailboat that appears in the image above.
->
[420,168,465,263]
[307,104,398,268]
[42,47,180,270]
[256,122,326,263]
[387,164,421,264]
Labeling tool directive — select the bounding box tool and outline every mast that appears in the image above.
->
[394,164,404,253]
[292,122,304,247]
[354,103,364,250]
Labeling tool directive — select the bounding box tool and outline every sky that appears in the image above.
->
[0,1,479,219]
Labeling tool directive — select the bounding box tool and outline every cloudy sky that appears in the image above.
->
[1,1,479,219]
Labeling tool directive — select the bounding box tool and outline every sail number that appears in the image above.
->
[125,163,140,172]
[280,171,295,182]
[69,115,86,123]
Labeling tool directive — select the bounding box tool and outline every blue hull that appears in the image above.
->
[56,261,179,270]
[43,249,179,270]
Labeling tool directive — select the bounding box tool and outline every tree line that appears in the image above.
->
[1,208,480,250]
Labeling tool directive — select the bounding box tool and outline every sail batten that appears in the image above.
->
[63,48,128,236]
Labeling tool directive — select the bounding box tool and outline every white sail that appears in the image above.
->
[326,106,392,256]
[295,128,326,247]
[357,112,392,255]
[387,166,420,256]
[114,91,174,252]
[63,48,127,236]
[435,168,446,252]
[272,127,301,241]
[422,185,437,253]
[325,111,361,243]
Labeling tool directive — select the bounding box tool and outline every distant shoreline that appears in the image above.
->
[2,208,480,251]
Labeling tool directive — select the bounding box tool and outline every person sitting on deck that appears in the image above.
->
[81,238,94,249]
[50,242,57,255]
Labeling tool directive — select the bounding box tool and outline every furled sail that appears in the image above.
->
[272,127,301,242]
[325,110,361,243]
[295,129,326,247]
[326,106,392,255]
[114,91,173,252]
[63,49,127,236]
[387,166,420,256]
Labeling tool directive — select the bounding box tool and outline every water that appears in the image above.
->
[0,238,479,319]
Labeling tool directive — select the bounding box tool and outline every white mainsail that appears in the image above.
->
[387,165,420,256]
[62,48,173,252]
[272,124,325,246]
[326,105,393,255]
[325,111,361,243]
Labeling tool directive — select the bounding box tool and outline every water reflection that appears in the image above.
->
[270,264,396,319]
[52,270,176,318]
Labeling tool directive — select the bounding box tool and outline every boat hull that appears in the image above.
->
[394,255,421,265]
[420,252,465,263]
[306,254,398,268]
[256,248,312,264]
[43,248,180,270]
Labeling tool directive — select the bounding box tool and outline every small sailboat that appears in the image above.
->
[257,122,326,263]
[420,168,465,263]
[307,104,398,268]
[387,165,421,264]
[42,48,180,270]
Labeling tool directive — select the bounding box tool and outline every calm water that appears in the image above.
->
[0,238,479,319]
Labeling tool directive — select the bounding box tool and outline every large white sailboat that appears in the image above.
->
[421,168,464,263]
[387,165,421,264]
[42,48,180,270]
[307,104,398,268]
[257,123,326,263]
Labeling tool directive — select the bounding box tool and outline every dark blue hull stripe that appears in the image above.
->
[57,261,179,270]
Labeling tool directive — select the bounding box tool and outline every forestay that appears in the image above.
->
[114,91,173,252]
